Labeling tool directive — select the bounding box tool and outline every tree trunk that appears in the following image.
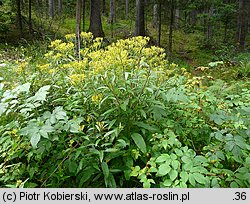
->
[28,0,32,34]
[236,0,249,50]
[163,0,168,24]
[48,0,55,18]
[75,0,82,58]
[190,10,197,27]
[58,0,62,14]
[125,0,129,19]
[16,0,23,38]
[174,7,180,28]
[82,0,85,31]
[168,0,174,57]
[102,0,106,15]
[152,4,159,29]
[109,0,116,38]
[89,0,105,37]
[206,7,213,42]
[135,0,145,36]
[157,0,162,46]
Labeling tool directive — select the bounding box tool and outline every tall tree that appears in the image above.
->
[48,0,55,18]
[125,0,129,19]
[89,0,105,37]
[157,0,162,46]
[168,0,174,57]
[75,0,82,58]
[82,0,86,31]
[236,0,249,50]
[135,0,145,36]
[28,0,32,34]
[58,0,62,14]
[109,0,116,38]
[16,0,23,37]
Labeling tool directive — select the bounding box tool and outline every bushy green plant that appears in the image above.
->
[0,33,249,188]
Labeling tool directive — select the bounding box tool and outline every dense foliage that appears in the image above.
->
[0,34,249,188]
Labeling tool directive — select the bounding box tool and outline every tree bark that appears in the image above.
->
[236,0,249,50]
[157,0,162,46]
[89,0,105,37]
[48,0,55,18]
[82,0,85,31]
[135,0,145,36]
[75,0,82,58]
[125,0,129,19]
[16,0,23,38]
[109,0,116,38]
[168,0,174,57]
[152,4,159,29]
[58,0,62,14]
[28,0,32,34]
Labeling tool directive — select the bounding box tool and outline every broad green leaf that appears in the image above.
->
[30,133,41,148]
[193,172,207,184]
[163,179,172,187]
[181,156,192,164]
[180,171,188,183]
[156,154,170,163]
[169,169,178,181]
[188,173,196,186]
[131,133,147,154]
[171,160,180,170]
[158,163,171,176]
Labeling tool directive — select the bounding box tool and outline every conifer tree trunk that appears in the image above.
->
[82,0,85,31]
[168,0,174,56]
[157,0,162,46]
[89,0,105,37]
[48,0,55,18]
[236,0,249,50]
[125,0,129,19]
[135,0,145,36]
[75,0,82,58]
[16,0,23,37]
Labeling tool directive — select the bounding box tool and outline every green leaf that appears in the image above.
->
[193,172,207,184]
[30,133,41,148]
[181,156,192,164]
[156,154,170,163]
[169,169,178,181]
[158,163,171,176]
[180,171,188,183]
[131,133,147,154]
[101,162,109,178]
[163,179,172,187]
[188,173,196,186]
[171,160,180,170]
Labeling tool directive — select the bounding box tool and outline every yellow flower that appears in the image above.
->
[91,93,103,103]
[69,74,85,85]
[38,64,50,71]
[16,62,28,74]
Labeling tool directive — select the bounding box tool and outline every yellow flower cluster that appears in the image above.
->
[69,73,85,85]
[37,63,50,71]
[91,93,103,103]
[16,62,28,74]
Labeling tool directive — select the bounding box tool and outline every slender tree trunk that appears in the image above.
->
[168,0,174,56]
[16,0,23,38]
[206,7,213,42]
[102,0,106,15]
[135,0,145,36]
[174,7,180,28]
[28,0,32,34]
[190,10,197,27]
[58,0,62,14]
[109,0,116,38]
[152,4,159,29]
[75,0,82,58]
[157,0,162,46]
[49,0,55,18]
[89,0,105,37]
[236,0,249,50]
[125,0,129,19]
[82,0,85,31]
[163,0,168,24]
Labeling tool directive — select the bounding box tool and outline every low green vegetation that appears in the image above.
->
[0,34,249,188]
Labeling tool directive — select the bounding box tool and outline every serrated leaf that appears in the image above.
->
[131,133,147,154]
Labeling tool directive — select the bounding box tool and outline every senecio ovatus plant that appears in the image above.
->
[1,33,249,188]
